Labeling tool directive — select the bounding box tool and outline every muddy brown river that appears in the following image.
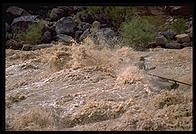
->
[6,39,192,131]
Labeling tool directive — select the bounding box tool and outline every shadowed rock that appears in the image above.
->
[11,15,40,32]
[55,17,76,35]
[50,8,65,21]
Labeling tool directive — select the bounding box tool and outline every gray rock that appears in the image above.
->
[75,30,83,42]
[50,8,65,21]
[95,28,118,39]
[32,44,54,50]
[152,79,179,91]
[58,6,74,15]
[6,6,31,17]
[181,42,192,47]
[11,15,40,32]
[160,31,176,40]
[155,36,168,46]
[22,43,54,51]
[55,17,76,35]
[21,44,34,51]
[41,20,56,35]
[91,28,121,48]
[73,6,85,12]
[42,31,52,43]
[6,39,23,50]
[77,22,91,31]
[56,34,75,44]
[146,77,179,93]
[165,42,182,49]
[79,29,90,41]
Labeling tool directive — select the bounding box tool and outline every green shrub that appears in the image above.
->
[119,17,156,51]
[12,20,44,45]
[140,15,164,32]
[170,18,187,34]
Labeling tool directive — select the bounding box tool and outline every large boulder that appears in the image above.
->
[42,31,52,43]
[6,6,31,17]
[50,8,65,21]
[5,6,31,24]
[89,27,122,48]
[56,34,75,45]
[11,15,40,32]
[175,33,190,43]
[95,28,119,39]
[55,17,76,35]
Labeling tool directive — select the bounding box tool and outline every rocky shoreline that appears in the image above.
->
[5,6,192,51]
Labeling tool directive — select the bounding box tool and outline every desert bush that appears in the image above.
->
[140,15,164,26]
[170,17,187,34]
[119,17,156,51]
[12,20,44,45]
[140,15,164,32]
